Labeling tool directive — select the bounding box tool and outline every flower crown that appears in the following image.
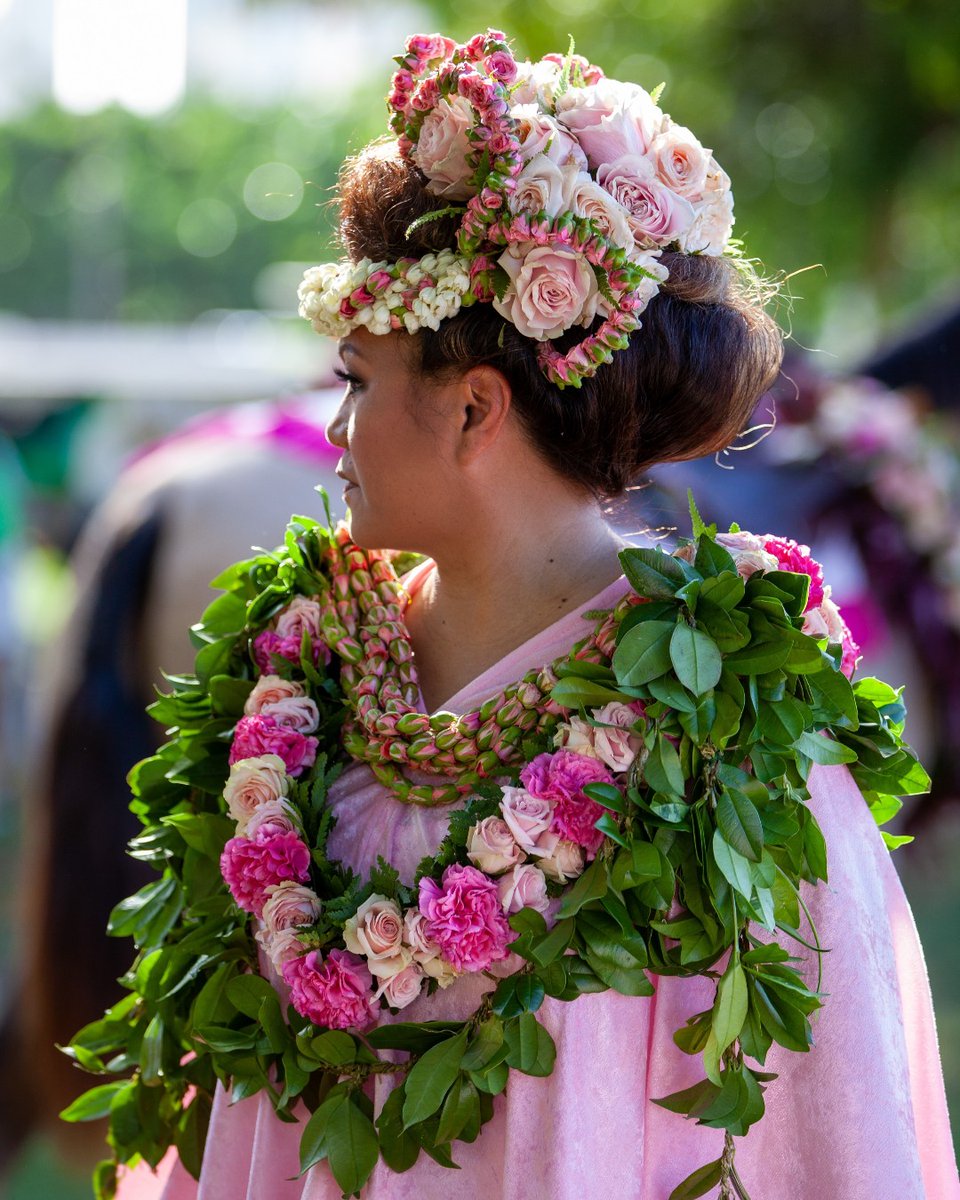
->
[298,30,737,388]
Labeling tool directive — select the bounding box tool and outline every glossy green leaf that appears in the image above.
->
[712,829,754,899]
[668,1157,725,1200]
[612,619,676,686]
[503,1013,556,1076]
[712,961,748,1056]
[716,789,764,862]
[402,1029,468,1127]
[670,624,722,695]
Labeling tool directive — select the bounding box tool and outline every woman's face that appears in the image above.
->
[326,328,459,552]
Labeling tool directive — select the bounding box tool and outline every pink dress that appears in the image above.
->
[120,569,958,1200]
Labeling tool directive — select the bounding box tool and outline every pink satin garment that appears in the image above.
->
[118,569,958,1200]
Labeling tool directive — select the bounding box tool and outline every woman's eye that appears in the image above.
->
[333,366,364,395]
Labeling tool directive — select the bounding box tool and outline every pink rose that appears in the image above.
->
[484,49,517,84]
[275,595,323,642]
[497,864,550,915]
[648,124,710,197]
[282,949,376,1031]
[555,80,661,169]
[403,910,459,988]
[229,714,317,778]
[715,531,780,579]
[499,786,555,853]
[510,104,588,169]
[418,864,511,973]
[466,816,524,875]
[521,750,615,856]
[536,837,585,883]
[343,894,411,979]
[220,829,311,917]
[803,596,860,679]
[763,536,826,612]
[375,963,425,1011]
[510,59,564,107]
[259,696,319,735]
[256,881,321,969]
[223,754,289,833]
[591,702,644,773]
[244,675,306,716]
[245,797,300,840]
[493,244,601,341]
[597,155,695,248]
[412,95,476,200]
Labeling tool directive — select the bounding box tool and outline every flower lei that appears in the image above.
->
[298,30,735,389]
[63,502,926,1200]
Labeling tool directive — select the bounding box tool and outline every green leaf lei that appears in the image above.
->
[62,501,928,1200]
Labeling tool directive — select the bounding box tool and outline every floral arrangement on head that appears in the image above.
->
[298,30,736,388]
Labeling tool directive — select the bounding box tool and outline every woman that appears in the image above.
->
[98,31,956,1200]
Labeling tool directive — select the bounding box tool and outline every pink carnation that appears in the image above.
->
[229,714,317,777]
[418,864,511,973]
[282,949,377,1031]
[251,629,329,673]
[521,750,614,856]
[220,830,311,917]
[763,536,825,612]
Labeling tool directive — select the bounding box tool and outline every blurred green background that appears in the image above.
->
[0,0,957,1195]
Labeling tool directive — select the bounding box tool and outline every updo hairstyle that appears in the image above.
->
[337,139,783,499]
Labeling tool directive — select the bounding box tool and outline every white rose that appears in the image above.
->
[508,156,569,218]
[510,104,588,169]
[511,59,565,106]
[554,715,599,757]
[343,894,412,978]
[716,531,779,579]
[244,675,307,716]
[536,838,585,883]
[591,702,644,773]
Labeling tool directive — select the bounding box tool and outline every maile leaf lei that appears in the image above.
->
[61,500,927,1200]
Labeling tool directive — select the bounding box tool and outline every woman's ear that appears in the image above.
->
[455,364,514,464]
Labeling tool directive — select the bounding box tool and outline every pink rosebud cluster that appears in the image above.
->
[283,949,377,1031]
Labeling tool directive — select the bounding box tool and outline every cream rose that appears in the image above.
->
[498,864,550,915]
[223,754,289,833]
[508,156,568,218]
[256,881,321,969]
[412,95,475,200]
[678,188,735,255]
[561,169,635,253]
[554,715,600,757]
[499,786,555,853]
[376,963,424,1011]
[556,80,661,169]
[466,817,524,875]
[493,244,601,341]
[597,155,695,247]
[510,104,588,169]
[648,124,710,197]
[536,838,585,884]
[343,894,411,978]
[591,702,644,773]
[511,58,564,106]
[244,675,306,716]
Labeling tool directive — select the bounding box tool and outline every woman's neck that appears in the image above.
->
[405,493,625,712]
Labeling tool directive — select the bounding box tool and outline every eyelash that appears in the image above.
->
[333,366,363,394]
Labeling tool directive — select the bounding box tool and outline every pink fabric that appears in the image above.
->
[118,570,958,1200]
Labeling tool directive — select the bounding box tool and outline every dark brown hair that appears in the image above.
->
[338,139,783,498]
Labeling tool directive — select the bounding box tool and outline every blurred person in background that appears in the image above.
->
[0,389,342,1175]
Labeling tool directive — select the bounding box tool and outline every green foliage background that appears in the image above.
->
[0,0,958,353]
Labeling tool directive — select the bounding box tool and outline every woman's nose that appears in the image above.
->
[326,399,349,450]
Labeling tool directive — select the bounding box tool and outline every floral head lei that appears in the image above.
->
[298,30,736,388]
[63,496,926,1199]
